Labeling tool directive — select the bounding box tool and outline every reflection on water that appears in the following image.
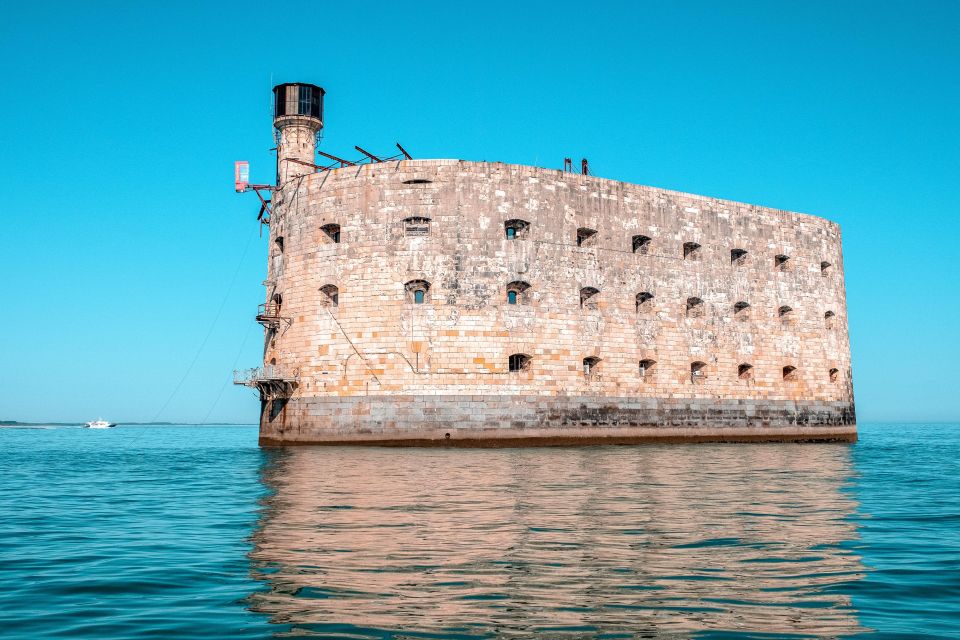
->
[250,445,867,638]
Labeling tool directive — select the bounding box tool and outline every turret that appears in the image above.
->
[272,83,325,184]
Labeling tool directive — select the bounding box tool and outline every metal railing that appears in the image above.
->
[233,365,298,386]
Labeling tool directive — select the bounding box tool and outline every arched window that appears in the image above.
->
[274,236,284,253]
[505,219,530,240]
[775,254,791,271]
[734,301,751,320]
[272,292,282,307]
[686,296,705,318]
[731,248,748,265]
[691,361,707,383]
[508,353,531,372]
[632,235,652,254]
[683,242,701,260]
[320,284,338,307]
[580,286,600,309]
[783,365,797,381]
[779,305,793,324]
[639,359,656,379]
[824,310,836,329]
[506,281,531,305]
[321,224,340,243]
[403,217,431,237]
[821,261,833,277]
[405,280,430,304]
[636,292,654,313]
[583,356,601,376]
[576,227,598,247]
[829,368,840,383]
[738,363,754,380]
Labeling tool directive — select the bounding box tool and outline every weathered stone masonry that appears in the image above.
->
[254,157,855,445]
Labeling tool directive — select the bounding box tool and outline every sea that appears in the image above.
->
[0,423,957,639]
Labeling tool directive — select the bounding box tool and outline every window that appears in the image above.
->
[734,301,751,321]
[686,296,705,318]
[506,281,530,305]
[583,356,601,376]
[639,359,656,379]
[403,216,431,237]
[783,365,797,381]
[405,280,430,304]
[825,310,836,329]
[632,235,651,254]
[738,363,754,380]
[320,284,339,307]
[829,368,840,383]
[403,179,432,184]
[505,219,530,240]
[636,292,654,313]
[508,353,531,372]
[580,286,600,309]
[576,227,597,247]
[683,242,701,260]
[778,305,793,324]
[274,236,284,253]
[775,254,791,271]
[321,224,340,243]
[821,261,833,277]
[731,248,748,265]
[691,361,706,383]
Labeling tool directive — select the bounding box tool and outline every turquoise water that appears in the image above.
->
[1,424,957,638]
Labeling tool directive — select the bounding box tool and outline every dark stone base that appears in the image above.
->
[259,395,857,446]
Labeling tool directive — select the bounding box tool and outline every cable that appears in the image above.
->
[150,225,259,422]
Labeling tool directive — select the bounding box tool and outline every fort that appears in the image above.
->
[235,83,856,446]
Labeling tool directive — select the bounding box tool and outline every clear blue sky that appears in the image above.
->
[1,1,957,423]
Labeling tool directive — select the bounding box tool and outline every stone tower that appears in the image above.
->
[272,83,324,184]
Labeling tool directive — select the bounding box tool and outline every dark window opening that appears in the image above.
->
[821,261,833,277]
[508,353,531,372]
[691,361,707,383]
[320,284,339,307]
[632,235,652,254]
[321,224,340,243]
[686,296,705,318]
[731,248,748,265]
[779,305,793,323]
[639,359,656,379]
[825,310,836,329]
[506,281,530,305]
[403,179,432,185]
[829,367,840,383]
[505,219,530,240]
[783,365,797,381]
[775,254,791,271]
[583,356,601,376]
[274,236,284,253]
[405,280,430,304]
[734,301,751,320]
[576,227,597,247]
[580,286,600,309]
[738,363,754,380]
[403,216,431,237]
[683,242,702,260]
[636,292,654,312]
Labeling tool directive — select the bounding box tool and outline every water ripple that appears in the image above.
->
[2,423,959,638]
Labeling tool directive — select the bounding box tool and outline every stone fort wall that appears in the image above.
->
[259,159,855,445]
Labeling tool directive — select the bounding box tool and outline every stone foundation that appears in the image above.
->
[259,395,856,446]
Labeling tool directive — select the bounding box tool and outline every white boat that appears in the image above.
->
[83,419,116,429]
